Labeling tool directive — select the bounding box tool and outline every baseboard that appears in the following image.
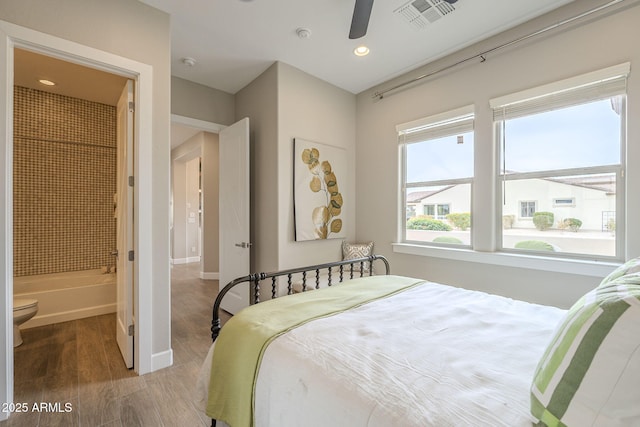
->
[171,257,200,265]
[23,303,117,329]
[200,271,219,280]
[151,349,173,372]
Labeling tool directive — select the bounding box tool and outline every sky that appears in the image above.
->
[406,98,621,183]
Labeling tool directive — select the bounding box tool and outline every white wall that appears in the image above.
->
[355,0,640,308]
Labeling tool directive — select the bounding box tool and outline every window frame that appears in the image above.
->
[393,64,629,274]
[491,63,628,262]
[398,105,474,247]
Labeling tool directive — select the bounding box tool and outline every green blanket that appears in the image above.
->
[206,274,425,427]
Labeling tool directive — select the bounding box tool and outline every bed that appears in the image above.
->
[197,255,640,427]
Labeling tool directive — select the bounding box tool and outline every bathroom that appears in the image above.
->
[12,48,127,346]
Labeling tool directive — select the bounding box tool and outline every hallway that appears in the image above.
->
[3,263,220,426]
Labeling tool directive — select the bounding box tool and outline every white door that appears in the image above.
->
[116,81,134,368]
[219,118,251,314]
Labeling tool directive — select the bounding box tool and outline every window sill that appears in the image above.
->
[392,243,619,278]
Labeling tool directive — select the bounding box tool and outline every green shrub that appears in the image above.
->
[407,216,452,231]
[502,215,515,229]
[432,236,463,244]
[533,211,554,231]
[446,212,470,231]
[562,218,582,232]
[514,240,556,252]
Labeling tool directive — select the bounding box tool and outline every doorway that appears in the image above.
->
[1,22,158,417]
[170,115,251,313]
[12,50,134,364]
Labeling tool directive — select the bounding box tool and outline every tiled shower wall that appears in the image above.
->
[13,86,117,277]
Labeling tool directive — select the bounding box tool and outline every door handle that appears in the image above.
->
[234,242,252,248]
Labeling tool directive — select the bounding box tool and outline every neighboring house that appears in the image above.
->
[408,175,615,231]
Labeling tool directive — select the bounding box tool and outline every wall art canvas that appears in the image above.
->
[294,138,346,241]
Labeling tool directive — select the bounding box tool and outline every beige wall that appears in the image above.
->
[235,63,279,272]
[277,62,357,269]
[185,157,201,259]
[355,0,640,308]
[235,62,357,272]
[0,0,172,359]
[170,146,201,263]
[172,76,235,125]
[201,132,220,275]
[171,160,188,260]
[171,132,219,274]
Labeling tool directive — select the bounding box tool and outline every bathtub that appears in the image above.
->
[13,269,116,329]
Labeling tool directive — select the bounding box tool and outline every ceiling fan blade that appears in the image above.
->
[349,0,374,40]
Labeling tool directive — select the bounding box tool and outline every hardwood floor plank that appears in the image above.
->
[117,389,162,427]
[145,371,207,426]
[2,262,218,427]
[36,396,79,427]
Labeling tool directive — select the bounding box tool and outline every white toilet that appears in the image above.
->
[13,298,38,347]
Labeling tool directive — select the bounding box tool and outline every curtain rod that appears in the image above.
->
[372,0,626,100]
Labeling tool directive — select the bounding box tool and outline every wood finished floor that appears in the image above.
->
[2,263,227,427]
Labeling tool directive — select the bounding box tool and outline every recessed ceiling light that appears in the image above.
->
[38,79,56,86]
[353,46,370,57]
[182,57,197,67]
[296,28,312,39]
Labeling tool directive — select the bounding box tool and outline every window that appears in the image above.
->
[398,106,474,246]
[553,198,576,207]
[520,201,537,218]
[423,203,450,219]
[437,204,450,219]
[423,204,434,216]
[492,63,628,259]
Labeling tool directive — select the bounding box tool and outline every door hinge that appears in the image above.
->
[128,250,135,261]
[128,101,135,112]
[128,176,134,187]
[128,324,135,336]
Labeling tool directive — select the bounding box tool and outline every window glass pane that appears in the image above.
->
[502,98,621,174]
[406,184,471,246]
[502,174,616,257]
[406,132,474,182]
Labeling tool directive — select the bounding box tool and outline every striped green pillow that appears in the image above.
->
[531,273,640,426]
[600,257,640,285]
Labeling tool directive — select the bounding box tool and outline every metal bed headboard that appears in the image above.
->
[211,255,390,341]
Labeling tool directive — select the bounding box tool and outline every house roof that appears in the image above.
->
[548,174,616,195]
[406,186,455,203]
[407,174,616,203]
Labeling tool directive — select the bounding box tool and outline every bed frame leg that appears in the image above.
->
[211,420,216,427]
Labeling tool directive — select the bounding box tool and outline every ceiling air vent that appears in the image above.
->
[394,0,456,29]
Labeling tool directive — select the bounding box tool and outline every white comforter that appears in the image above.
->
[198,280,565,427]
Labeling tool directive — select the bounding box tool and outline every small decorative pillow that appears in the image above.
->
[530,272,640,426]
[342,241,374,273]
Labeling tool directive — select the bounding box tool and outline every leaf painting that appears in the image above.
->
[300,146,344,239]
